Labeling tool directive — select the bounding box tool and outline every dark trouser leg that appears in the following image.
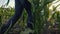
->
[0,0,24,34]
[24,1,34,30]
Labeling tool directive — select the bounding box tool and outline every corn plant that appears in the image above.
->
[32,0,55,34]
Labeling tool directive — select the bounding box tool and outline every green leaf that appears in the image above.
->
[6,0,10,5]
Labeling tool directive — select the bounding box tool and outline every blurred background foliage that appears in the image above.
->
[0,0,60,34]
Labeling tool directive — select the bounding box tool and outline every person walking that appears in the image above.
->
[0,0,34,34]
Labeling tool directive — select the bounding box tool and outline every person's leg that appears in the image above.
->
[19,0,25,5]
[24,0,34,30]
[0,0,24,34]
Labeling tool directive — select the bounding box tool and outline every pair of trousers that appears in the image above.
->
[0,0,33,34]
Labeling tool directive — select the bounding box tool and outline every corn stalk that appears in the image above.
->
[32,0,55,34]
